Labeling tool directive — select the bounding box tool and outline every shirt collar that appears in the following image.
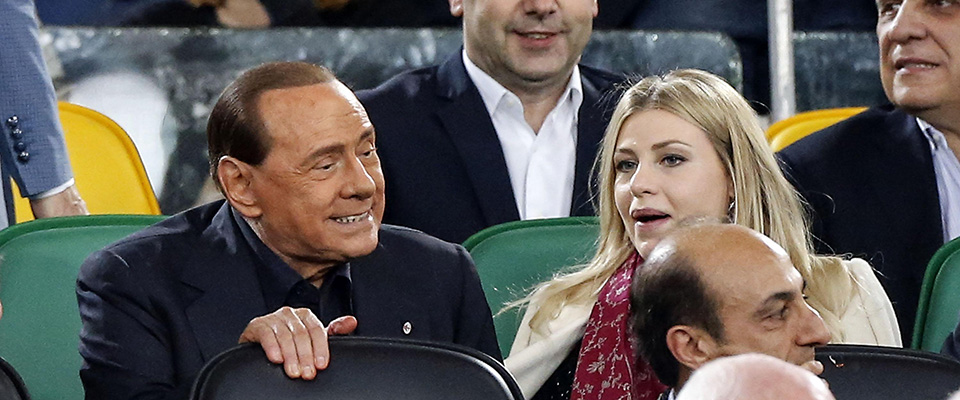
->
[230,206,352,311]
[918,117,948,150]
[461,50,583,118]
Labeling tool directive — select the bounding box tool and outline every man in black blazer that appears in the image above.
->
[357,0,623,244]
[778,0,960,343]
[77,62,499,400]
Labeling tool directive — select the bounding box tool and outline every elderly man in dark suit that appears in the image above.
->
[778,0,960,343]
[0,0,88,225]
[77,61,500,400]
[357,0,623,244]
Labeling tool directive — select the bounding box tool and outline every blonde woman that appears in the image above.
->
[506,69,900,400]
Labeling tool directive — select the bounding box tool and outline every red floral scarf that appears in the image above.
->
[570,252,666,400]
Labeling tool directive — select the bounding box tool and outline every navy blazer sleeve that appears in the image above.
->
[0,0,73,197]
[451,244,502,361]
[77,248,195,400]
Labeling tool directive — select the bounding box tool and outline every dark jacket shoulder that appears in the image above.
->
[779,103,906,163]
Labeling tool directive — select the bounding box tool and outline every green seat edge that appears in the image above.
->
[462,216,600,250]
[0,214,168,248]
[913,236,960,350]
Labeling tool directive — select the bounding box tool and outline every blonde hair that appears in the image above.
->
[522,69,854,341]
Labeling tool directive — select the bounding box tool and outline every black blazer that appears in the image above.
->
[77,201,500,400]
[778,104,943,342]
[357,53,623,243]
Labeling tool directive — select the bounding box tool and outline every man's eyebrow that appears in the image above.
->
[754,291,796,317]
[358,127,375,144]
[301,143,345,167]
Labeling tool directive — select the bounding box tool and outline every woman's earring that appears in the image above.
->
[727,198,737,222]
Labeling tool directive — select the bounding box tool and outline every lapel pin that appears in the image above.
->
[402,321,412,335]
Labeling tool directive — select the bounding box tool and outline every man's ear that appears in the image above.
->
[666,325,719,371]
[217,156,262,218]
[449,0,463,17]
[591,0,598,18]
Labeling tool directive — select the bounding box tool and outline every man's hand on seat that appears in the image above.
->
[239,307,358,380]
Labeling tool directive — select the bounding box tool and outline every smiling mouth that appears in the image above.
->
[518,32,554,39]
[333,211,370,224]
[895,59,939,71]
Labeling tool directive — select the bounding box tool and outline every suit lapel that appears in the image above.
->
[570,70,611,216]
[180,203,269,362]
[348,240,429,340]
[435,54,520,226]
[862,109,943,264]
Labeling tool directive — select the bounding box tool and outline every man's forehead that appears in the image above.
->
[706,258,803,310]
[256,81,372,147]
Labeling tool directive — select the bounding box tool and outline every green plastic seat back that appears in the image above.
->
[463,217,599,358]
[0,215,166,400]
[913,236,960,351]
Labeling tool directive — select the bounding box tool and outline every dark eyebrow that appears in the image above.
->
[754,291,796,318]
[358,127,375,144]
[651,140,690,150]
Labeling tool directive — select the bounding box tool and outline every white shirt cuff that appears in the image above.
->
[28,178,75,200]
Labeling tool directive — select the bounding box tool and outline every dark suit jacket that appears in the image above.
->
[356,53,623,243]
[77,201,500,400]
[778,104,943,342]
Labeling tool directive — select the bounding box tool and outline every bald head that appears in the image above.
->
[646,223,792,285]
[632,223,831,389]
[677,353,834,400]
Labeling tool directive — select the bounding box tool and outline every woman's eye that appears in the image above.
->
[615,160,637,173]
[661,154,686,166]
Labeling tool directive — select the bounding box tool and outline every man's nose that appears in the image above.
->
[798,303,832,347]
[881,0,928,44]
[341,157,377,199]
[522,0,558,16]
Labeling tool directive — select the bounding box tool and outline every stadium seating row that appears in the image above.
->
[1,213,960,399]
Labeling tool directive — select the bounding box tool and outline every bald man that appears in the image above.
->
[676,353,834,400]
[630,223,831,398]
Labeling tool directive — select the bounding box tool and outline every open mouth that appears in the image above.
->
[632,209,670,224]
[637,214,669,224]
[333,211,370,224]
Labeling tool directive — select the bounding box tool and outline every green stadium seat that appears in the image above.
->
[463,217,599,358]
[912,236,960,351]
[0,215,165,400]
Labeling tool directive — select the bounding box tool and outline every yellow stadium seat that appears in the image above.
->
[766,107,867,152]
[11,102,160,222]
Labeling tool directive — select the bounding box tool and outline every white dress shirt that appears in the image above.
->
[918,118,960,243]
[462,51,582,220]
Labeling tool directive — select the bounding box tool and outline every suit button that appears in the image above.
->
[10,129,22,139]
[14,142,25,152]
[17,151,29,163]
[5,116,18,128]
